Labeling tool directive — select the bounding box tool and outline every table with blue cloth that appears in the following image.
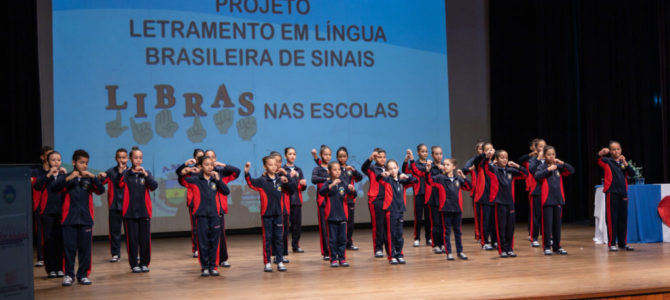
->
[594,184,670,244]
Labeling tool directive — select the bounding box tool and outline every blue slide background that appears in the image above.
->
[52,0,450,228]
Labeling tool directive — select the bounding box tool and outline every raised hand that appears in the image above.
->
[155,109,179,138]
[456,169,465,178]
[399,173,409,180]
[508,161,520,168]
[48,167,59,177]
[311,149,318,159]
[130,117,153,145]
[348,184,355,191]
[81,170,95,178]
[210,171,220,180]
[185,158,197,166]
[381,171,390,177]
[547,165,558,171]
[187,116,207,143]
[277,168,287,175]
[332,178,342,185]
[236,116,257,141]
[244,162,251,173]
[280,176,288,183]
[405,149,413,161]
[554,158,565,165]
[97,172,107,179]
[106,110,128,138]
[426,160,433,170]
[214,161,226,168]
[346,165,355,171]
[598,148,610,156]
[213,109,234,134]
[290,169,299,177]
[299,179,307,186]
[370,151,378,161]
[59,167,67,174]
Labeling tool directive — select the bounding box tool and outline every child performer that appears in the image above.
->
[58,149,105,286]
[597,141,635,252]
[473,143,497,250]
[525,139,546,247]
[429,158,472,260]
[177,149,205,258]
[178,155,230,276]
[427,146,446,254]
[334,146,363,250]
[282,147,308,253]
[119,147,158,272]
[319,161,357,267]
[487,150,527,257]
[461,142,484,242]
[33,150,66,278]
[534,146,574,255]
[361,148,388,258]
[31,146,53,267]
[379,158,417,264]
[403,145,432,247]
[311,145,333,260]
[269,152,291,263]
[245,157,296,272]
[98,148,128,262]
[204,149,240,268]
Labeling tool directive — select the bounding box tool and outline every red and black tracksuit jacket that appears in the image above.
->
[118,170,158,219]
[429,174,472,213]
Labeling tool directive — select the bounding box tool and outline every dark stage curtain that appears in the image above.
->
[489,0,670,222]
[1,1,43,164]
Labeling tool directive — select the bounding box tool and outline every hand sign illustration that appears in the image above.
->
[105,110,128,138]
[187,116,207,143]
[155,109,179,138]
[213,109,234,134]
[130,117,153,145]
[236,116,257,141]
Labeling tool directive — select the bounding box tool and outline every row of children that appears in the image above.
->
[31,139,636,283]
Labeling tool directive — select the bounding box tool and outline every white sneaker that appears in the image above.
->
[35,260,44,267]
[609,246,618,252]
[220,261,231,268]
[132,266,141,273]
[427,239,432,246]
[110,255,120,262]
[62,275,73,286]
[413,240,420,247]
[264,263,272,272]
[79,277,92,285]
[531,241,540,247]
[458,252,468,260]
[446,254,454,260]
[277,262,287,272]
[397,257,406,264]
[389,258,399,265]
[483,244,494,251]
[374,250,384,258]
[193,251,198,258]
[57,270,65,277]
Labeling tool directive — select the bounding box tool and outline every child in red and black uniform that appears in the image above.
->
[534,146,574,255]
[487,150,527,258]
[245,157,296,272]
[33,151,66,278]
[178,149,205,258]
[58,149,105,286]
[597,141,635,252]
[461,142,483,242]
[335,146,363,250]
[473,143,497,251]
[402,145,432,247]
[319,161,357,267]
[204,149,240,268]
[31,146,53,267]
[361,148,388,258]
[378,159,416,264]
[311,145,332,260]
[270,151,292,263]
[427,146,446,254]
[429,158,472,260]
[283,147,307,253]
[97,148,128,263]
[178,155,230,276]
[524,139,546,247]
[118,147,158,273]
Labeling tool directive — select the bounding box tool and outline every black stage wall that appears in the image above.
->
[490,0,670,222]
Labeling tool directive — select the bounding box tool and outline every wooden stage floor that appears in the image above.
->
[34,224,670,299]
